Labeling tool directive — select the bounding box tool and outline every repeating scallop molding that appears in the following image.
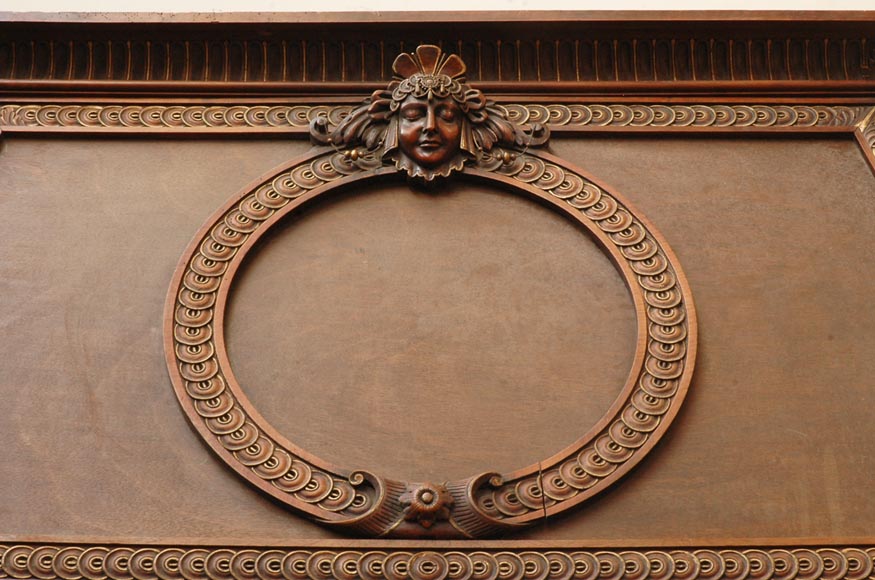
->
[0,35,873,84]
[0,104,870,132]
[1,544,874,580]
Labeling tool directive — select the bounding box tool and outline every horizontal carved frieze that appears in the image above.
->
[1,542,873,580]
[1,35,873,85]
[0,103,870,133]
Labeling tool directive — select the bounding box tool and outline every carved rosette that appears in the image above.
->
[400,483,454,529]
[164,46,697,539]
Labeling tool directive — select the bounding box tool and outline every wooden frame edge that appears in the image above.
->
[854,108,875,176]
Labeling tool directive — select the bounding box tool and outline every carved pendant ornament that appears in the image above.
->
[164,45,697,539]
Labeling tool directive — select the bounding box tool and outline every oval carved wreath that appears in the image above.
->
[164,45,697,539]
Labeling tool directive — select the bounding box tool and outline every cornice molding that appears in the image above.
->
[1,20,873,90]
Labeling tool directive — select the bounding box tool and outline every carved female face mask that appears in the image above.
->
[314,44,548,182]
[397,94,463,173]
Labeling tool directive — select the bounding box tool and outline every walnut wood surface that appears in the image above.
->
[1,135,873,543]
[1,11,875,556]
[226,181,636,483]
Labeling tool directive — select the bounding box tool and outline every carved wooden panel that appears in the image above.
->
[1,10,875,575]
[159,45,695,539]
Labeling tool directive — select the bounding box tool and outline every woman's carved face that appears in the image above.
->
[397,94,463,170]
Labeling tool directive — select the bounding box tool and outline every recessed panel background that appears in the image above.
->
[1,135,873,541]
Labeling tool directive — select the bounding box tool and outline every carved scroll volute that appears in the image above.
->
[309,44,549,182]
[166,44,696,539]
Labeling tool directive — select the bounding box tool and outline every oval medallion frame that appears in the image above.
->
[164,146,697,538]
